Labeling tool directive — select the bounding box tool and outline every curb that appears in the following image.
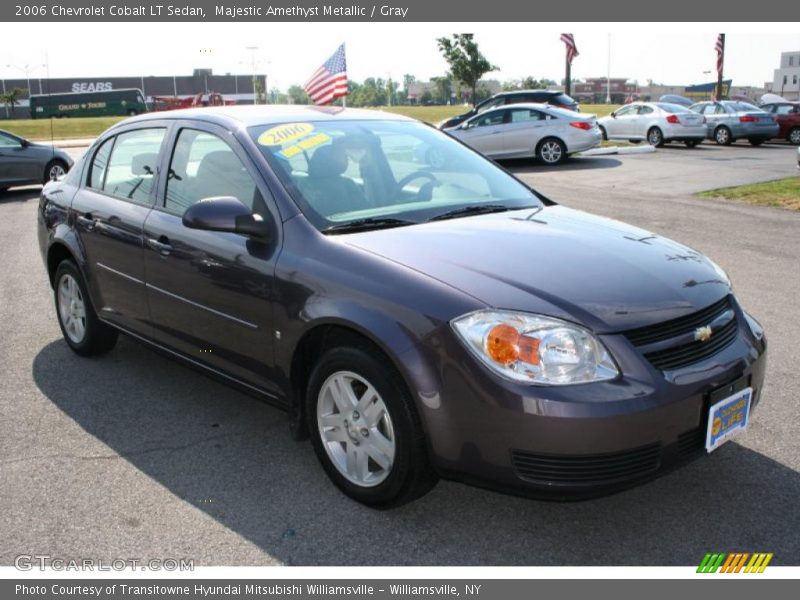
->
[581,145,657,156]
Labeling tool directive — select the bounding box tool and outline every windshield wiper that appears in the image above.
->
[427,204,523,222]
[322,217,418,235]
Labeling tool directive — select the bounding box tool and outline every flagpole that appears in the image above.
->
[716,34,725,101]
[565,51,571,97]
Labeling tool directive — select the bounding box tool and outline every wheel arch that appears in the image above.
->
[286,316,441,442]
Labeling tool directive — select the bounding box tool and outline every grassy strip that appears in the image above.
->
[698,177,800,211]
[1,104,621,141]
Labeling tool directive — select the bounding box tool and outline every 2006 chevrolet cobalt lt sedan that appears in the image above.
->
[38,106,767,507]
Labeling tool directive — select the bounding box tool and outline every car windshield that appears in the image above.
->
[249,119,542,232]
[656,103,691,113]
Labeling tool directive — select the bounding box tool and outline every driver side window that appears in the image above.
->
[473,111,506,127]
[165,129,261,215]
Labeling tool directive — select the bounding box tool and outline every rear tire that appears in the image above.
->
[647,127,664,147]
[788,127,800,145]
[536,137,567,165]
[748,138,765,146]
[44,159,68,184]
[53,260,118,357]
[306,346,437,508]
[714,126,733,145]
[684,140,700,148]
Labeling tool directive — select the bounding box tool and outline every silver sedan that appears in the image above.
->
[689,101,779,146]
[598,102,707,148]
[445,103,601,165]
[0,129,74,194]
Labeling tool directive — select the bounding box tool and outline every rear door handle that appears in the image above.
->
[147,236,173,257]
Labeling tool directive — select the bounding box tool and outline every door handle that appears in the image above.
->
[76,215,97,231]
[147,236,173,257]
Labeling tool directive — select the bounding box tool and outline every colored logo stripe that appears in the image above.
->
[697,552,773,573]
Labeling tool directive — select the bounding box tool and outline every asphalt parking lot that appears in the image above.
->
[1,141,798,566]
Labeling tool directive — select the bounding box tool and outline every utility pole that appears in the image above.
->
[716,34,726,101]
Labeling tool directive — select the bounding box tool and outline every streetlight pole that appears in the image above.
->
[246,46,258,104]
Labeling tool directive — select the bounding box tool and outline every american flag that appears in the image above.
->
[715,34,725,76]
[304,43,348,106]
[560,34,579,65]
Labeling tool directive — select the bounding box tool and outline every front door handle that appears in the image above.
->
[147,236,173,257]
[76,215,97,231]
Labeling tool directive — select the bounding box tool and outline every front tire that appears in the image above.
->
[54,260,118,356]
[788,127,800,145]
[599,125,607,141]
[647,127,664,147]
[44,159,68,183]
[536,137,566,165]
[306,346,437,508]
[714,126,733,145]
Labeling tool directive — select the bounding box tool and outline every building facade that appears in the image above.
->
[572,78,639,103]
[769,51,800,100]
[0,69,266,119]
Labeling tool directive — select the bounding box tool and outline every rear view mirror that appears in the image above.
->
[182,196,270,240]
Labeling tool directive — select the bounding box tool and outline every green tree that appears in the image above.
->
[1,87,26,118]
[287,84,309,104]
[436,34,497,106]
[431,76,452,105]
[253,79,266,104]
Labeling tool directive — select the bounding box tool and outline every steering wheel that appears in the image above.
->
[396,170,440,201]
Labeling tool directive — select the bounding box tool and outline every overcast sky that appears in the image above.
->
[1,23,798,89]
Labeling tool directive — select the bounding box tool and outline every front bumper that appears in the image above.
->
[411,303,767,499]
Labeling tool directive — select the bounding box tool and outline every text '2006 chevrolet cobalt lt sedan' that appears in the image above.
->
[38,106,767,507]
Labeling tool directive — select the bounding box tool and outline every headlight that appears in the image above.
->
[451,310,619,386]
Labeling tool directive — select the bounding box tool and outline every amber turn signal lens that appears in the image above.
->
[486,324,519,365]
[486,324,541,366]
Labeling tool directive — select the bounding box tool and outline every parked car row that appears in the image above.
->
[435,91,799,164]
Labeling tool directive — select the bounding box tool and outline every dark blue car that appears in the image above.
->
[38,106,767,506]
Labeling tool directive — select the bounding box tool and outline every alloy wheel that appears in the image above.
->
[715,128,730,145]
[316,370,395,487]
[57,274,87,343]
[789,128,800,145]
[49,163,66,181]
[648,128,663,146]
[540,140,563,164]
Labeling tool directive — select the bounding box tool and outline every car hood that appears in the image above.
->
[342,206,730,333]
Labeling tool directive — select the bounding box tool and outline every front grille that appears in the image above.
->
[511,443,661,486]
[622,296,739,371]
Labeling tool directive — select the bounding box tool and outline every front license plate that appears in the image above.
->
[705,387,752,453]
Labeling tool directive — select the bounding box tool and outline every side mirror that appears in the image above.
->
[20,139,30,147]
[610,111,617,118]
[182,196,270,240]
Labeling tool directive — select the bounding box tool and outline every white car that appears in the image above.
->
[598,102,707,148]
[445,103,601,165]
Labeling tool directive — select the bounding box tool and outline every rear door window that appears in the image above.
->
[100,128,166,205]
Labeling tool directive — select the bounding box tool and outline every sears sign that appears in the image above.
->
[71,82,113,93]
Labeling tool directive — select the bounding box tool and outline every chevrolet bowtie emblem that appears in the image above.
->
[694,326,713,342]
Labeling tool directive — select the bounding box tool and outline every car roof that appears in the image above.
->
[114,105,413,130]
[499,89,562,96]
